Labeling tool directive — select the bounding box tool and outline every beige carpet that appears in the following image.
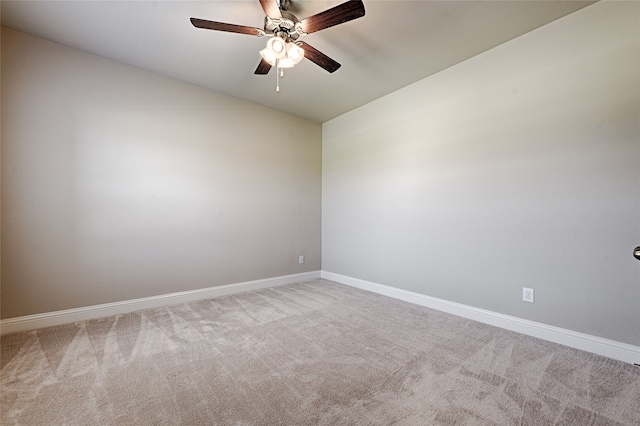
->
[2,279,639,425]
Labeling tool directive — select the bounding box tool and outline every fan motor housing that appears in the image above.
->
[264,11,301,40]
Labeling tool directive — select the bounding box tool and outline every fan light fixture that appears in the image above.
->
[260,36,304,92]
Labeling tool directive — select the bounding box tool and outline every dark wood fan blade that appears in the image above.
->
[259,0,282,18]
[299,42,341,73]
[298,0,365,34]
[190,18,262,36]
[255,58,273,75]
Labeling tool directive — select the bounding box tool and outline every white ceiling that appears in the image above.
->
[1,0,596,123]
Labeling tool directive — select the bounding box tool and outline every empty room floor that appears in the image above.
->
[2,279,639,425]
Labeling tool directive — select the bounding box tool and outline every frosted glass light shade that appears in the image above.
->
[260,48,276,66]
[266,37,286,59]
[277,57,295,68]
[286,43,304,64]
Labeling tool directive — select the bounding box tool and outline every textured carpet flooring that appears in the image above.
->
[2,279,639,425]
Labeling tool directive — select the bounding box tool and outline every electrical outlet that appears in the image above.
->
[298,255,304,264]
[522,287,534,303]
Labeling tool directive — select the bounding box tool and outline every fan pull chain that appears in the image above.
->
[276,59,280,93]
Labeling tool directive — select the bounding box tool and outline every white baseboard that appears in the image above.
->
[0,271,321,335]
[321,271,640,365]
[3,269,638,365]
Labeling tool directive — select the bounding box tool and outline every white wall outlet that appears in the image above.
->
[522,287,534,303]
[298,255,305,264]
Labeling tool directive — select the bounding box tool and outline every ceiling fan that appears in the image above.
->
[190,0,365,92]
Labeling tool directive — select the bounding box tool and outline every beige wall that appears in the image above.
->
[1,28,322,319]
[322,2,640,345]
